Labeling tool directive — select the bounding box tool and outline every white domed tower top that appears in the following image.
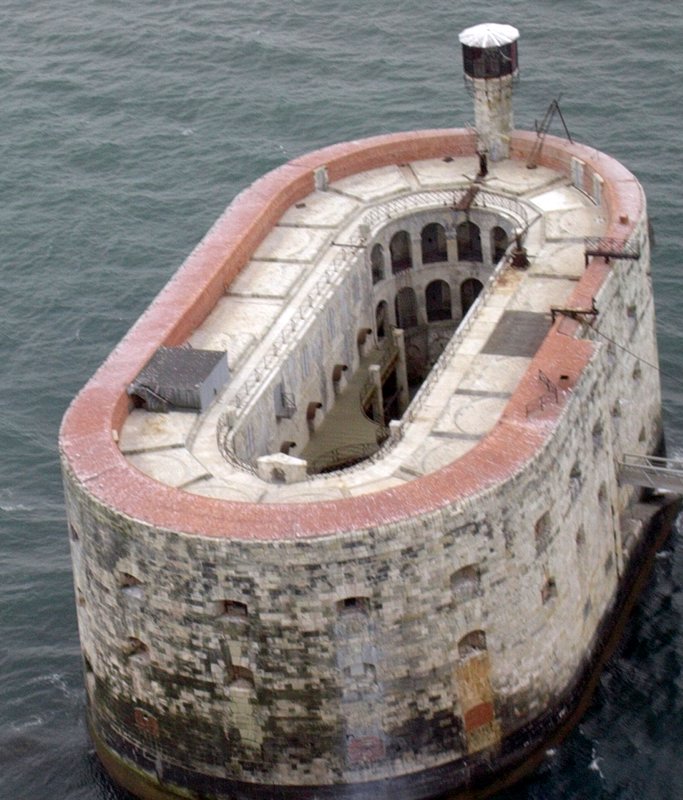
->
[459,23,520,161]
[459,23,519,78]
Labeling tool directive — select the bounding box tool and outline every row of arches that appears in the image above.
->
[376,278,484,334]
[371,222,509,283]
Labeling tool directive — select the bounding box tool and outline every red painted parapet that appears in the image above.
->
[60,128,644,542]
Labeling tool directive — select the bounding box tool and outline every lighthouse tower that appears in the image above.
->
[459,23,519,162]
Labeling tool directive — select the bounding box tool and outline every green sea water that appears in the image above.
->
[2,2,682,798]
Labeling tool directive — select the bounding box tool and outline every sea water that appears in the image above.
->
[1,1,682,798]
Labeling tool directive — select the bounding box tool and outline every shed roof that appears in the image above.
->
[129,347,226,394]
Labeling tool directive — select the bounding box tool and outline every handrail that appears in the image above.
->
[217,186,539,471]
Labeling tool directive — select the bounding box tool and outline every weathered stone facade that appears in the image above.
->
[61,123,670,800]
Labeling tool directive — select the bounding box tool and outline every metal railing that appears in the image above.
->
[619,453,683,492]
[306,441,383,475]
[584,237,641,264]
[216,186,540,472]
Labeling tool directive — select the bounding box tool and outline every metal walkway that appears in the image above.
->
[619,454,683,492]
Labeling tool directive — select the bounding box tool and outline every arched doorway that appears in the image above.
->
[394,287,418,329]
[456,221,483,262]
[370,243,384,284]
[491,226,509,263]
[425,280,452,321]
[375,301,388,339]
[390,231,412,274]
[421,223,447,264]
[460,278,483,316]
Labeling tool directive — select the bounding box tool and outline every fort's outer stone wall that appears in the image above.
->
[61,129,660,796]
[63,213,659,790]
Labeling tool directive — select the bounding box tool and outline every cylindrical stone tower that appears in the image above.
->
[459,23,519,162]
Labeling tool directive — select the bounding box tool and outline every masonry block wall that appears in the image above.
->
[63,223,659,786]
[61,128,662,798]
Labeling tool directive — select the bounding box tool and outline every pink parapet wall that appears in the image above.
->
[60,128,643,541]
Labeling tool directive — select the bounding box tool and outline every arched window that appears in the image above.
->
[458,630,487,659]
[421,223,447,264]
[332,363,348,396]
[395,287,418,329]
[306,401,323,433]
[425,280,452,322]
[450,564,481,602]
[370,244,385,284]
[456,221,482,262]
[217,599,248,619]
[336,596,370,615]
[229,666,255,689]
[375,301,388,339]
[125,637,150,665]
[390,231,412,274]
[491,226,509,263]
[460,278,483,316]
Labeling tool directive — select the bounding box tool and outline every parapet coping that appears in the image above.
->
[59,129,644,540]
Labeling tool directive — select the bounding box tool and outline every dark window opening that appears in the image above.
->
[390,231,412,274]
[425,280,452,322]
[306,401,323,433]
[458,630,487,658]
[381,369,400,424]
[535,511,552,553]
[337,596,370,615]
[542,577,558,604]
[229,665,255,688]
[456,221,482,262]
[395,287,418,329]
[370,244,385,284]
[491,226,509,262]
[460,278,483,317]
[375,301,388,339]
[421,223,448,264]
[450,564,481,602]
[125,637,150,664]
[218,599,248,619]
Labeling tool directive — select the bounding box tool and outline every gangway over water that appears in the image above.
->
[619,454,683,493]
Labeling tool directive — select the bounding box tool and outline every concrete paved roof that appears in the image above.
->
[60,128,642,540]
[119,155,605,503]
